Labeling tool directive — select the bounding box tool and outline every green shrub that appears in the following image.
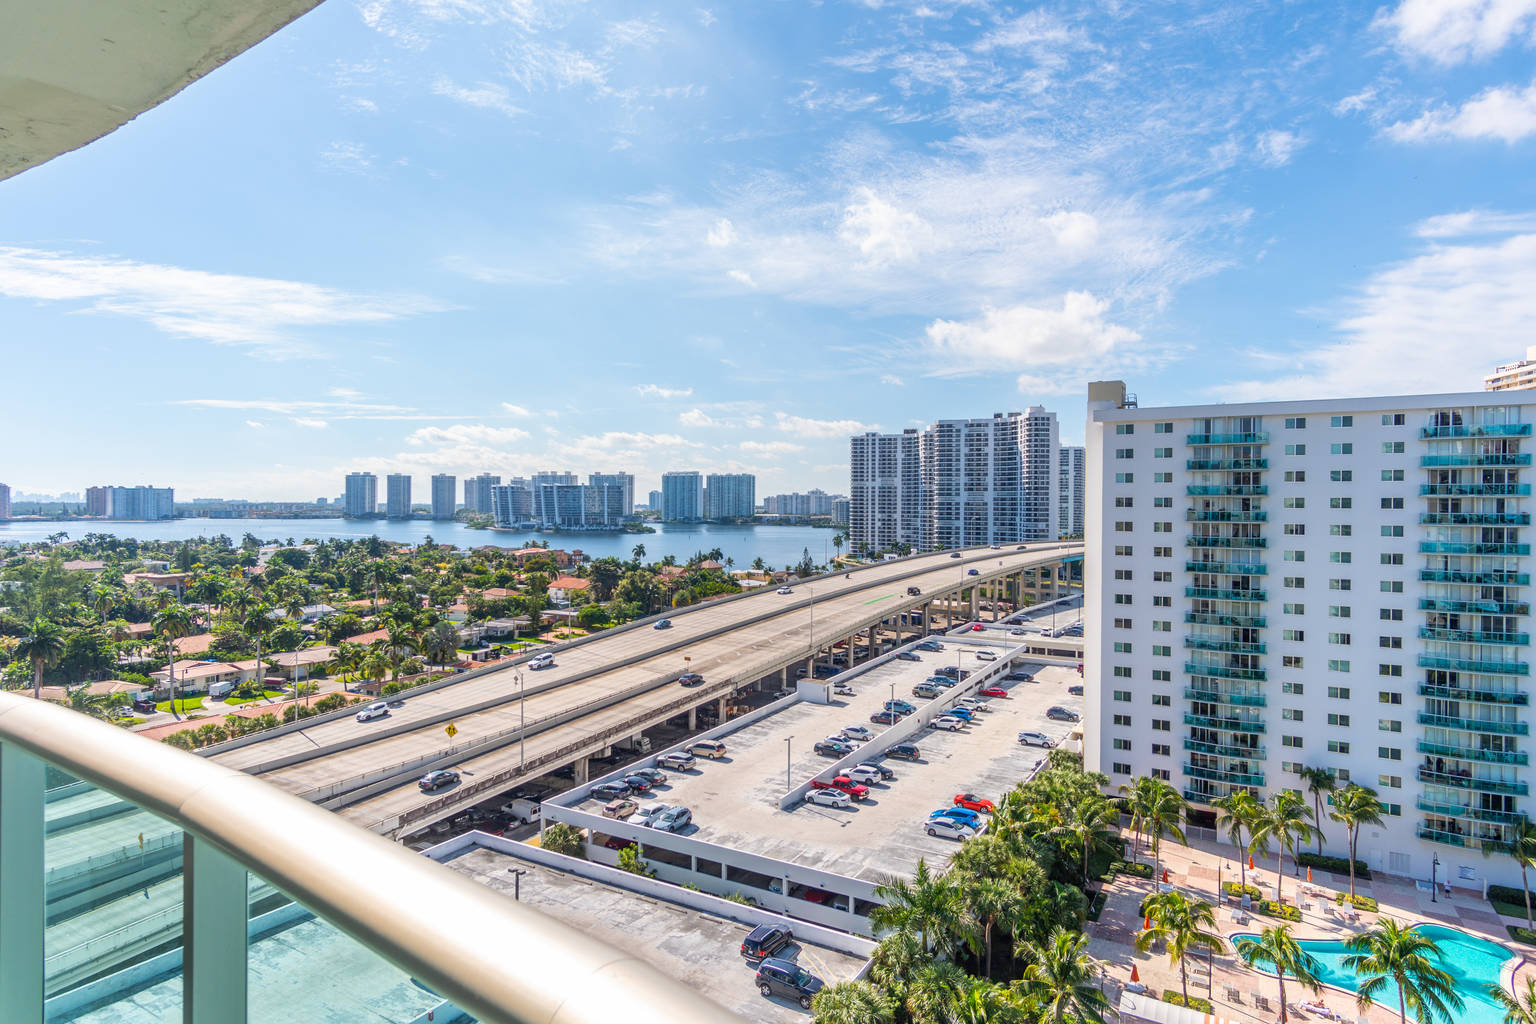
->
[1257,899,1301,921]
[1110,861,1152,879]
[1297,852,1371,879]
[1509,925,1536,945]
[1087,891,1109,922]
[540,823,586,859]
[1490,884,1536,907]
[1224,881,1261,899]
[1336,893,1378,911]
[1163,992,1214,1012]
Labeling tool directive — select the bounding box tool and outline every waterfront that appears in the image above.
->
[0,518,843,568]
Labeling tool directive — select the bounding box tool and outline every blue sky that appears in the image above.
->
[3,0,1535,501]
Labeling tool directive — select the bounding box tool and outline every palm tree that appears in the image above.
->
[907,961,972,1023]
[88,584,118,625]
[1489,977,1536,1024]
[963,876,1027,980]
[631,542,645,564]
[66,683,116,721]
[1213,788,1262,892]
[1496,820,1536,932]
[870,859,962,955]
[867,933,925,1010]
[422,620,459,667]
[1299,766,1338,855]
[950,980,1027,1024]
[15,618,66,699]
[1143,780,1187,884]
[241,602,271,695]
[1253,790,1314,904]
[1015,927,1107,1024]
[1119,776,1160,863]
[1050,797,1121,889]
[152,604,194,718]
[1137,890,1225,1005]
[810,980,896,1024]
[361,649,389,692]
[1330,783,1385,900]
[1237,924,1323,1024]
[1343,919,1464,1024]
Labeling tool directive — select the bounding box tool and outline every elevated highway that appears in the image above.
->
[206,543,1082,837]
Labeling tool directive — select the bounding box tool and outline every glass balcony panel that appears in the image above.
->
[1183,712,1266,733]
[1419,541,1531,556]
[1418,654,1528,676]
[1184,587,1267,602]
[1422,424,1533,438]
[1183,763,1265,786]
[1420,483,1531,496]
[1416,712,1528,735]
[1184,686,1267,706]
[1184,560,1268,576]
[1186,485,1268,496]
[1186,509,1267,522]
[1186,536,1268,548]
[1420,453,1532,467]
[1187,433,1269,445]
[1418,626,1530,646]
[1416,740,1528,765]
[1185,663,1267,682]
[1183,738,1267,759]
[1418,683,1529,705]
[1184,636,1267,654]
[1419,512,1531,526]
[1416,766,1528,795]
[1419,569,1530,585]
[1418,598,1530,616]
[1185,611,1267,628]
[1415,798,1527,825]
[1417,825,1470,847]
[1186,458,1269,471]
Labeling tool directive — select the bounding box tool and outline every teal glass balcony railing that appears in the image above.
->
[1186,458,1268,471]
[1184,685,1267,706]
[1415,798,1527,825]
[1184,636,1267,654]
[1417,712,1528,735]
[1184,712,1266,733]
[1419,541,1531,556]
[1183,763,1265,787]
[1417,740,1529,765]
[1419,682,1529,705]
[1187,485,1268,496]
[1417,825,1470,847]
[1420,568,1530,585]
[1186,560,1268,576]
[1417,766,1528,795]
[1419,654,1529,675]
[1421,453,1532,468]
[1185,586,1266,602]
[1186,509,1267,522]
[1419,625,1530,646]
[1183,737,1267,760]
[1187,432,1269,445]
[1185,611,1267,628]
[1421,483,1531,496]
[1420,512,1531,526]
[1422,424,1533,439]
[1186,536,1268,548]
[1186,662,1266,682]
[1419,598,1530,616]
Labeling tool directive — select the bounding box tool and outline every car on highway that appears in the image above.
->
[602,798,638,820]
[621,774,654,794]
[1016,544,1027,550]
[1018,731,1055,748]
[883,699,917,715]
[841,725,874,742]
[976,650,997,661]
[1010,627,1027,636]
[590,781,631,800]
[923,817,976,841]
[895,651,921,662]
[811,775,869,800]
[689,739,727,759]
[979,686,1009,698]
[954,793,995,813]
[417,769,460,792]
[885,743,921,761]
[855,761,895,780]
[1047,706,1081,722]
[869,709,902,725]
[814,738,854,757]
[931,716,965,731]
[629,803,668,827]
[804,788,851,809]
[631,766,668,785]
[1068,684,1084,695]
[741,924,794,961]
[755,957,824,1011]
[776,586,794,595]
[654,806,693,832]
[845,765,883,785]
[906,585,922,596]
[989,544,1001,549]
[678,672,705,687]
[528,653,555,670]
[967,569,980,577]
[930,807,983,826]
[653,618,672,629]
[912,682,942,699]
[657,751,696,771]
[355,701,390,722]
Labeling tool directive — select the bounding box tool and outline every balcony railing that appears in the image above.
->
[1184,636,1268,655]
[1187,433,1269,445]
[1420,569,1530,585]
[1183,763,1265,787]
[1186,509,1267,522]
[1419,598,1530,616]
[1183,737,1267,760]
[1417,825,1472,848]
[1415,798,1527,825]
[1419,541,1531,556]
[1421,453,1532,468]
[1420,512,1532,526]
[1419,683,1529,706]
[1185,586,1266,602]
[1417,740,1528,765]
[1185,611,1267,628]
[1416,712,1528,735]
[1419,626,1530,646]
[1186,662,1267,682]
[1421,483,1531,496]
[1187,485,1268,496]
[1416,766,1528,796]
[1186,458,1268,471]
[1184,712,1265,733]
[1185,560,1268,576]
[1422,424,1533,439]
[1419,654,1528,675]
[1184,685,1267,706]
[1187,536,1268,548]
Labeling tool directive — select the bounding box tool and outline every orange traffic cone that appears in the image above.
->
[1307,867,1314,883]
[1144,914,1151,930]
[1248,855,1255,870]
[1131,964,1141,983]
[1162,868,1170,884]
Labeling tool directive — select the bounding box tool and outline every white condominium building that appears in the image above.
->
[705,473,755,519]
[430,474,456,520]
[660,471,704,522]
[849,429,921,554]
[1060,445,1086,537]
[343,473,377,518]
[385,473,412,519]
[1084,380,1536,888]
[1487,347,1536,392]
[588,473,635,516]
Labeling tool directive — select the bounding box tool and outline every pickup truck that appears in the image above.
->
[809,775,870,801]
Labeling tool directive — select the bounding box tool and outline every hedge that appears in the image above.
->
[1257,899,1301,921]
[1164,991,1214,1013]
[1490,884,1536,907]
[1114,861,1153,879]
[1509,925,1536,945]
[1336,893,1378,911]
[1087,891,1109,922]
[1297,852,1370,878]
[1224,881,1262,900]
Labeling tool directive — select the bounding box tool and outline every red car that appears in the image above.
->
[811,775,870,801]
[970,624,984,631]
[979,686,1009,698]
[953,793,995,813]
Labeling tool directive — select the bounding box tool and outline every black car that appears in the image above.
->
[591,781,630,800]
[1068,684,1084,695]
[916,641,943,652]
[679,672,705,687]
[895,651,921,661]
[756,957,824,1010]
[857,761,896,780]
[869,710,901,725]
[132,696,157,713]
[815,739,853,757]
[906,585,922,596]
[949,552,961,558]
[885,743,921,761]
[741,924,794,961]
[417,769,460,792]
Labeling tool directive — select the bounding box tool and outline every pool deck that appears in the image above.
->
[1088,833,1536,1024]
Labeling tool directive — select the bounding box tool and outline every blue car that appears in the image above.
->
[929,807,982,825]
[945,707,975,722]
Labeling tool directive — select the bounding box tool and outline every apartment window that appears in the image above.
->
[1152,595,1171,607]
[1381,524,1403,537]
[1113,738,1133,750]
[1377,774,1401,789]
[1113,762,1132,775]
[1114,521,1132,532]
[1153,471,1172,483]
[1330,443,1354,455]
[1153,496,1172,507]
[1113,714,1132,727]
[1114,545,1133,556]
[1113,690,1132,702]
[1151,669,1171,682]
[1152,644,1171,656]
[1153,571,1172,582]
[1378,690,1402,704]
[1380,608,1403,621]
[1113,617,1132,629]
[1327,713,1351,727]
[1379,664,1403,677]
[1282,761,1303,775]
[1153,521,1172,533]
[1378,747,1401,761]
[1284,550,1305,562]
[1330,415,1353,427]
[1285,417,1307,429]
[1381,553,1404,566]
[1331,470,1353,482]
[1283,681,1306,694]
[1330,578,1352,590]
[1330,497,1353,509]
[1152,719,1171,731]
[1152,693,1171,706]
[1284,497,1306,508]
[1330,551,1352,564]
[1328,740,1351,754]
[1112,665,1132,677]
[1381,469,1404,482]
[1153,546,1172,557]
[1379,635,1402,649]
[1328,659,1350,672]
[1115,473,1134,483]
[1380,497,1404,510]
[1152,620,1171,632]
[1284,602,1305,614]
[1284,655,1305,668]
[1114,496,1134,507]
[1283,708,1304,720]
[1382,413,1405,426]
[1151,768,1170,781]
[1152,743,1171,756]
[1379,719,1402,732]
[1282,735,1304,748]
[1384,803,1402,817]
[1283,629,1306,641]
[1285,443,1307,455]
[1154,447,1172,458]
[1115,424,1135,435]
[1330,524,1352,536]
[1154,422,1172,433]
[1329,605,1351,618]
[1329,633,1352,645]
[1285,470,1307,483]
[1113,569,1134,581]
[1113,641,1133,653]
[1327,685,1351,699]
[1382,441,1405,454]
[1115,448,1135,459]
[1381,580,1404,593]
[1285,523,1306,535]
[1284,576,1305,588]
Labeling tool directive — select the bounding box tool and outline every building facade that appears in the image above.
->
[762,489,842,516]
[850,429,921,554]
[661,472,704,522]
[385,474,412,519]
[1486,347,1536,392]
[1059,445,1086,537]
[588,473,635,516]
[0,482,9,520]
[343,473,377,518]
[463,474,501,516]
[490,484,534,528]
[705,473,755,520]
[96,485,176,520]
[1084,379,1536,888]
[430,474,456,520]
[647,489,663,511]
[85,485,109,517]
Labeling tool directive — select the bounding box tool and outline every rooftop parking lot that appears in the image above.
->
[442,845,867,1020]
[575,641,1085,886]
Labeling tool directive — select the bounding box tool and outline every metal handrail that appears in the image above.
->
[0,692,733,1024]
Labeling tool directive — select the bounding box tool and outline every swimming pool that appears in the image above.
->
[1234,924,1512,1024]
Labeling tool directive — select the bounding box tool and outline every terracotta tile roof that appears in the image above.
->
[549,575,589,590]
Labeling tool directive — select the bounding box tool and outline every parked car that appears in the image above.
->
[931,716,965,731]
[814,738,853,757]
[1068,684,1084,695]
[895,651,921,662]
[883,698,918,715]
[931,807,983,826]
[602,798,638,820]
[590,781,631,800]
[678,672,705,687]
[811,775,870,800]
[916,640,944,652]
[856,761,895,780]
[776,586,794,595]
[957,697,994,713]
[833,683,856,696]
[756,957,824,1010]
[979,686,1009,698]
[688,740,727,759]
[653,618,672,629]
[621,775,654,794]
[631,766,668,785]
[654,806,693,832]
[629,803,669,827]
[945,707,976,722]
[355,701,390,722]
[937,666,962,678]
[923,817,976,841]
[954,793,996,813]
[886,743,921,761]
[869,709,902,725]
[528,652,555,669]
[1006,671,1035,682]
[1018,731,1055,748]
[912,682,942,699]
[804,788,852,809]
[1047,706,1081,722]
[657,751,696,771]
[906,585,922,596]
[741,924,794,961]
[976,650,997,662]
[845,765,882,785]
[841,725,874,742]
[417,769,459,792]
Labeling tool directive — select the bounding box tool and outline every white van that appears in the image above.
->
[528,652,555,670]
[207,681,235,700]
[499,798,541,824]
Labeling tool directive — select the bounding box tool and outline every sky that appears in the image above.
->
[2,0,1535,501]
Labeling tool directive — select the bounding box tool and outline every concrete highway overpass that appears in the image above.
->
[203,544,1082,838]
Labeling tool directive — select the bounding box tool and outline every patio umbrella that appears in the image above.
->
[1308,867,1313,882]
[1131,965,1141,983]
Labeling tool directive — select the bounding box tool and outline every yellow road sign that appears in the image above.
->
[445,723,458,738]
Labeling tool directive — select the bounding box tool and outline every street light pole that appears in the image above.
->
[516,669,525,771]
[785,737,791,793]
[1432,855,1440,902]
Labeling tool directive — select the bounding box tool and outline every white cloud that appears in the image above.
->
[328,386,363,398]
[293,418,329,429]
[501,402,534,416]
[879,374,905,386]
[245,420,264,429]
[740,440,805,456]
[706,218,737,247]
[1387,79,1536,143]
[1333,86,1378,115]
[174,397,457,420]
[838,188,932,265]
[320,140,376,175]
[1216,215,1536,400]
[1376,0,1536,65]
[922,291,1143,382]
[431,78,527,117]
[776,412,878,438]
[697,8,716,27]
[405,424,531,446]
[1415,209,1536,236]
[727,269,756,288]
[1255,129,1305,167]
[1044,211,1100,251]
[635,384,693,399]
[0,247,446,358]
[678,408,717,428]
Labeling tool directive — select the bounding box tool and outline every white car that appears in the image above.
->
[355,701,389,722]
[924,817,976,840]
[628,803,668,827]
[804,788,852,809]
[957,698,994,713]
[976,650,997,662]
[1019,731,1055,748]
[845,765,882,785]
[776,586,794,595]
[528,652,555,669]
[841,725,874,742]
[931,716,965,731]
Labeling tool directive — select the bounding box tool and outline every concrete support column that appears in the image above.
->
[0,742,45,1021]
[687,708,697,730]
[780,666,789,686]
[868,625,877,659]
[716,697,727,721]
[969,587,978,619]
[573,756,590,784]
[922,603,930,635]
[183,835,248,1024]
